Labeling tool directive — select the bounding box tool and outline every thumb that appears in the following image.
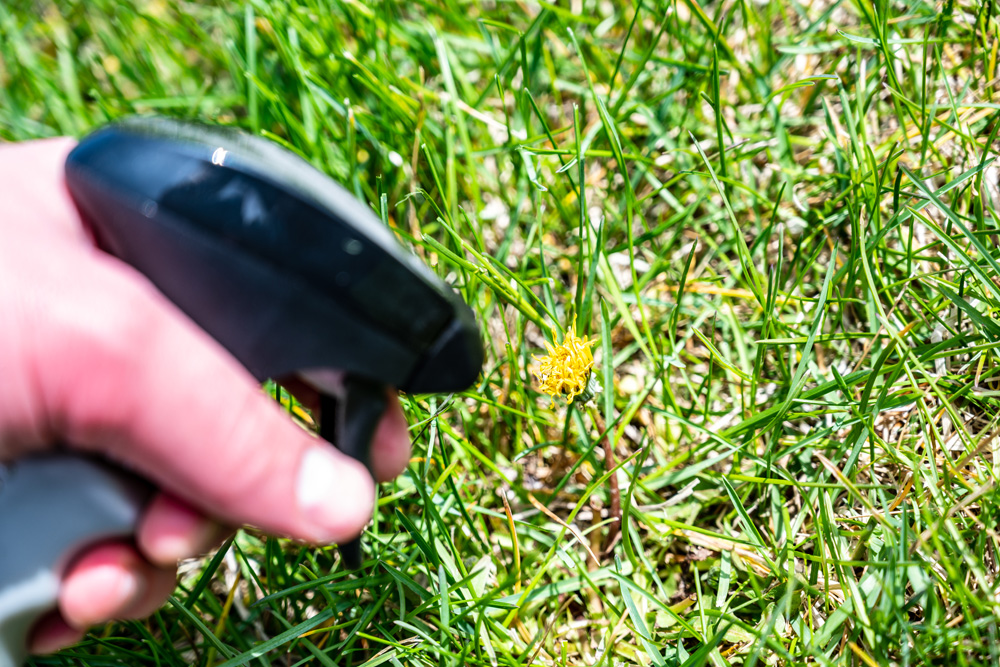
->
[34,250,375,544]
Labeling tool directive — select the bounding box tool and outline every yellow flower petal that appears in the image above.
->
[531,326,596,400]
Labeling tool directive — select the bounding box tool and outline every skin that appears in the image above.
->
[0,138,413,653]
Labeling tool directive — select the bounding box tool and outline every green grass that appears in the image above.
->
[6,0,1000,664]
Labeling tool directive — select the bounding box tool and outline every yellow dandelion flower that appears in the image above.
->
[532,326,598,401]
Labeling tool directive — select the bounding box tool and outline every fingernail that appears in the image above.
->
[148,520,223,564]
[296,447,373,542]
[112,569,140,609]
[65,566,141,627]
[142,496,225,565]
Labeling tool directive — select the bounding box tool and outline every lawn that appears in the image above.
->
[4,0,1000,664]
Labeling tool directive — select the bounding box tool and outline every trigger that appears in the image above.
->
[317,377,386,475]
[315,378,385,571]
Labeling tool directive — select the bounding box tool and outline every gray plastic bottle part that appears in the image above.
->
[0,456,150,667]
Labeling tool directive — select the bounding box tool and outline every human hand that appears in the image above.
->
[0,138,413,653]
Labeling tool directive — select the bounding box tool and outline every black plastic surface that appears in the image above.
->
[65,117,483,393]
[319,378,387,570]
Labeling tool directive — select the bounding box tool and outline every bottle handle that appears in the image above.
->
[0,456,151,667]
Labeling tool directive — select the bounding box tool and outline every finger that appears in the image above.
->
[368,393,412,482]
[28,612,84,655]
[138,493,231,567]
[59,543,148,629]
[35,253,375,545]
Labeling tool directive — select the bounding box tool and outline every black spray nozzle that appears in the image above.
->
[64,117,484,567]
